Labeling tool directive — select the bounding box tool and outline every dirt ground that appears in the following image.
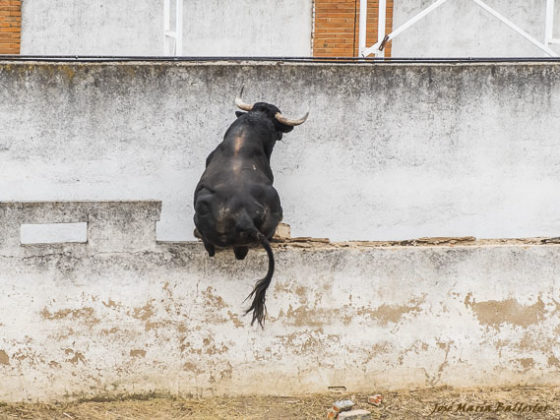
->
[1,385,558,419]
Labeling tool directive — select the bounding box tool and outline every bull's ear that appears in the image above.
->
[235,111,246,118]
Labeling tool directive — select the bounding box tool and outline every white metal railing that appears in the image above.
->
[359,0,559,57]
[163,0,183,56]
[546,0,560,45]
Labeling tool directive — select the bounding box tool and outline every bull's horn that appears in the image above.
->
[274,109,309,126]
[235,86,253,111]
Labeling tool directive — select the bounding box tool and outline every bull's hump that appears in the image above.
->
[233,135,244,156]
[219,137,264,162]
[226,126,245,153]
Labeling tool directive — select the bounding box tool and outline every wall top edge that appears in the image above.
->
[0,200,162,206]
[8,238,560,254]
[0,201,162,225]
[160,236,560,249]
[1,58,560,68]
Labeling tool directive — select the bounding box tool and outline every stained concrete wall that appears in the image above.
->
[1,61,560,242]
[392,0,560,57]
[1,201,560,401]
[20,0,312,56]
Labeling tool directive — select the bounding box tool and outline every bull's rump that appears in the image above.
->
[193,180,282,247]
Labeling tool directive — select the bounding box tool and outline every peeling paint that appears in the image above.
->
[41,307,100,326]
[183,361,203,374]
[360,297,424,326]
[65,350,86,365]
[145,320,171,332]
[202,337,229,356]
[548,356,560,369]
[513,358,535,371]
[465,294,546,329]
[277,329,325,356]
[219,362,233,380]
[227,311,243,328]
[424,341,452,386]
[282,305,329,327]
[102,299,119,309]
[371,342,392,356]
[202,287,227,310]
[0,350,10,365]
[129,349,146,358]
[132,301,155,321]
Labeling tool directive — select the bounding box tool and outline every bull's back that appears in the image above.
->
[201,142,273,189]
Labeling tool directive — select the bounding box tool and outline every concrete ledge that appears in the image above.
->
[0,202,559,401]
[0,201,161,254]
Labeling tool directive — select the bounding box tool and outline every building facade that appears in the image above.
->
[1,1,559,57]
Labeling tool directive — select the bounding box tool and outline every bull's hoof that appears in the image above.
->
[234,246,249,260]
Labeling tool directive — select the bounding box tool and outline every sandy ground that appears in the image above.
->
[1,386,558,419]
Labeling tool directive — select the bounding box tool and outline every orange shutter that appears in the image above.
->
[313,0,393,57]
[0,0,21,54]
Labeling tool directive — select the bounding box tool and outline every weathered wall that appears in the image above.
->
[392,0,560,57]
[1,61,560,242]
[19,0,312,56]
[1,201,560,401]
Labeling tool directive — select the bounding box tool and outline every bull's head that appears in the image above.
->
[234,87,309,135]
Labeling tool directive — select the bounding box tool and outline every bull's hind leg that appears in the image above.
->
[195,228,215,256]
[203,240,215,257]
[234,246,249,260]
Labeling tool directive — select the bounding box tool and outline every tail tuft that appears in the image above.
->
[244,233,274,328]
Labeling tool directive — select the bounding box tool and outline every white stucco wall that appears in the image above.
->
[1,202,560,401]
[391,0,560,57]
[20,0,312,56]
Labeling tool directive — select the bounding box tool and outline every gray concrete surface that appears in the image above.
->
[392,0,560,57]
[1,61,560,242]
[1,201,560,401]
[20,0,312,56]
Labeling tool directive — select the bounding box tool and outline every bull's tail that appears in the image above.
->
[244,232,274,328]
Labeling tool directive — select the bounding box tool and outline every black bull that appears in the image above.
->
[193,90,308,327]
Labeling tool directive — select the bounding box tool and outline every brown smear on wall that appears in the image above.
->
[0,0,21,54]
[313,0,393,57]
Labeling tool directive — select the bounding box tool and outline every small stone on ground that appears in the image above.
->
[337,409,371,419]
